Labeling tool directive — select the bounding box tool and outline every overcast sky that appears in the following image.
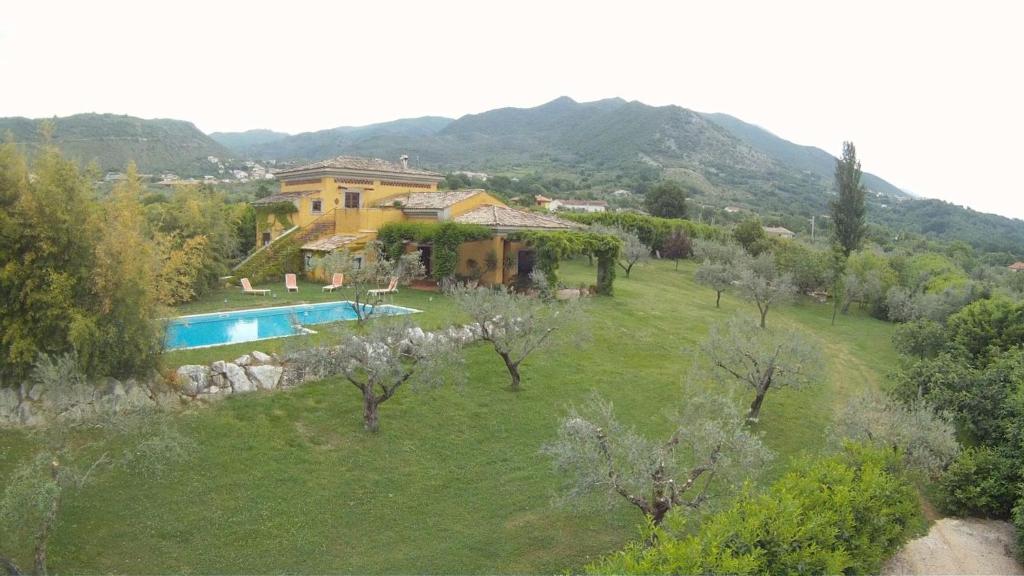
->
[2,1,1022,218]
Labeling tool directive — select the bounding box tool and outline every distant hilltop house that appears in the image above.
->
[453,170,489,181]
[764,226,796,239]
[724,206,741,213]
[248,155,577,286]
[534,195,553,209]
[547,199,608,213]
[611,189,632,197]
[1008,261,1024,271]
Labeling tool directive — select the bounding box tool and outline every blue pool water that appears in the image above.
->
[165,301,419,350]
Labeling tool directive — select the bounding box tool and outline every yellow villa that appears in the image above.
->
[249,155,577,285]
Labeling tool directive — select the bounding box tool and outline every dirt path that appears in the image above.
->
[884,518,1023,575]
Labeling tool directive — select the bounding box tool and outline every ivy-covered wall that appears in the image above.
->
[377,221,493,279]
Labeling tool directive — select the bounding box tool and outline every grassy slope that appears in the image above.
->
[0,259,895,573]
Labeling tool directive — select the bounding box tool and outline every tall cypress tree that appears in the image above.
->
[830,142,867,257]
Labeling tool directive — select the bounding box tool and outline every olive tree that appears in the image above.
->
[313,243,425,323]
[829,392,959,478]
[542,388,771,526]
[591,224,648,278]
[702,316,821,423]
[735,253,796,328]
[0,357,190,575]
[305,319,460,432]
[693,240,745,308]
[450,284,578,390]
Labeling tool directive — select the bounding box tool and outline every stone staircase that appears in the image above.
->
[233,209,336,284]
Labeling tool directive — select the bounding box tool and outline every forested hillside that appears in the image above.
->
[6,99,1023,254]
[0,113,231,175]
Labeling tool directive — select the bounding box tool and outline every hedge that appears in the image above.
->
[560,212,729,252]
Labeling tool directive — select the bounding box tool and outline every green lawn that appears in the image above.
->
[0,259,897,573]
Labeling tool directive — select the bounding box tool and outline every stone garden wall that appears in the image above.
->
[0,323,484,428]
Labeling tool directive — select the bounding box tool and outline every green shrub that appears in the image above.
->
[587,444,920,575]
[892,319,948,359]
[1012,492,1024,555]
[947,297,1024,362]
[939,446,1020,519]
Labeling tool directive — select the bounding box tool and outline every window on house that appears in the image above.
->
[344,191,360,208]
[311,199,323,214]
[261,232,271,246]
[353,256,363,269]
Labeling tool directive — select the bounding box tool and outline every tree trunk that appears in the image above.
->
[498,351,522,390]
[0,556,22,576]
[33,464,61,576]
[759,306,768,329]
[715,290,722,308]
[363,391,380,433]
[650,501,671,526]
[747,386,768,422]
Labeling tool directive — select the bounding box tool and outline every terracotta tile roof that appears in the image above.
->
[454,205,578,231]
[559,199,608,206]
[274,156,442,178]
[1009,261,1024,271]
[378,189,485,210]
[251,191,318,205]
[301,234,361,252]
[764,226,796,237]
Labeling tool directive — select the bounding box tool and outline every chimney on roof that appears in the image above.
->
[400,154,409,170]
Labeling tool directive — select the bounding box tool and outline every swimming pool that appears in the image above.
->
[165,301,420,350]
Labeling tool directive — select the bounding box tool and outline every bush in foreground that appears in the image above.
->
[586,444,920,575]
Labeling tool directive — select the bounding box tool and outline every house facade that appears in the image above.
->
[250,155,576,285]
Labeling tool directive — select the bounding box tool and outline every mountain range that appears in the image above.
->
[3,98,1023,254]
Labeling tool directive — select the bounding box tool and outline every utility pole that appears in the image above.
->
[811,215,815,242]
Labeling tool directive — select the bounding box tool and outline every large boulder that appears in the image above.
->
[0,388,19,423]
[555,288,582,301]
[27,384,44,401]
[251,351,273,364]
[233,354,252,367]
[175,365,211,396]
[18,402,41,426]
[246,365,283,390]
[223,363,255,393]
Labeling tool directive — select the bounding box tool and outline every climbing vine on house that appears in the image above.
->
[254,201,298,229]
[512,230,622,295]
[377,221,492,279]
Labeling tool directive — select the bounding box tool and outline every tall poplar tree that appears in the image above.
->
[829,141,867,325]
[830,141,867,257]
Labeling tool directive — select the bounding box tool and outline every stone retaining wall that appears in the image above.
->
[0,323,484,428]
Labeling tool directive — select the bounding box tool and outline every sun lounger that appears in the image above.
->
[322,273,344,292]
[240,278,269,296]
